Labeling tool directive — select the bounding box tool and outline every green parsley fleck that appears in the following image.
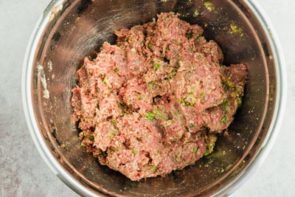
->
[132,149,138,155]
[147,81,156,89]
[102,76,109,86]
[89,135,95,141]
[147,43,153,50]
[154,108,168,121]
[151,165,157,173]
[192,147,198,154]
[111,119,117,126]
[221,115,227,124]
[204,150,210,156]
[193,9,200,17]
[137,95,143,100]
[145,109,168,121]
[219,168,225,173]
[153,62,161,71]
[204,1,215,12]
[195,36,202,43]
[180,94,197,107]
[222,78,235,91]
[199,92,206,101]
[204,135,217,156]
[145,111,156,121]
[165,63,180,80]
[189,123,195,129]
[221,99,229,111]
[230,23,244,36]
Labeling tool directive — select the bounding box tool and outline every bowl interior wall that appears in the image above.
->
[31,0,276,196]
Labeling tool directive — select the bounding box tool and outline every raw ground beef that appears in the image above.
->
[71,12,247,181]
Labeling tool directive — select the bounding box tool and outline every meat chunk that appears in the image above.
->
[72,12,247,181]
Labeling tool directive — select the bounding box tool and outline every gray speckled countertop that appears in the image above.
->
[1,0,294,196]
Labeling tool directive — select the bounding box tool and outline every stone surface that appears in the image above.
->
[0,0,294,196]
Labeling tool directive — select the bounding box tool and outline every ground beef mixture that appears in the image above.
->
[71,13,247,181]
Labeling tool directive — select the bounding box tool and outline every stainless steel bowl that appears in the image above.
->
[23,0,287,196]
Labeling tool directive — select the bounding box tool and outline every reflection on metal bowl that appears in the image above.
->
[23,0,286,196]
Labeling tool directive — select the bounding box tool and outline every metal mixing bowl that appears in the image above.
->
[22,0,286,196]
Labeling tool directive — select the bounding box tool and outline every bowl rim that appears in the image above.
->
[22,0,287,196]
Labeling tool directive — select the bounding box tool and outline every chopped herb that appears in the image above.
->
[186,94,196,105]
[222,78,235,91]
[192,147,198,153]
[102,76,109,85]
[145,111,156,121]
[221,115,227,124]
[154,108,168,121]
[165,62,180,80]
[186,31,193,39]
[204,135,217,156]
[180,98,190,106]
[188,84,197,93]
[137,95,143,100]
[167,69,177,79]
[165,69,177,80]
[153,62,161,71]
[147,43,153,50]
[132,149,138,155]
[204,150,210,156]
[204,1,215,12]
[189,123,195,129]
[180,94,196,107]
[151,165,157,172]
[80,143,86,148]
[89,135,95,141]
[111,119,117,126]
[147,81,156,89]
[221,99,229,111]
[200,92,206,100]
[193,9,200,17]
[145,109,168,121]
[230,23,244,36]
